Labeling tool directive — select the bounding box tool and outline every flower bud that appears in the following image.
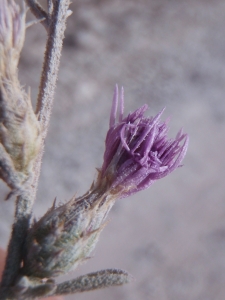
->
[0,0,41,176]
[22,188,115,278]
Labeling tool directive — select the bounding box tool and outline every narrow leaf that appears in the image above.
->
[53,269,131,296]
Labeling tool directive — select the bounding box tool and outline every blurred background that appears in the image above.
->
[1,0,225,299]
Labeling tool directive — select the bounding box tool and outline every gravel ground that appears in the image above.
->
[1,0,225,299]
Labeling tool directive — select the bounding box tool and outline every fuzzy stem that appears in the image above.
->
[31,0,71,235]
[35,0,70,137]
[0,0,70,297]
[25,0,49,30]
[0,188,34,298]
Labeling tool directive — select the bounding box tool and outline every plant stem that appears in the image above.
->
[25,0,49,30]
[0,190,34,299]
[36,0,71,137]
[0,0,70,297]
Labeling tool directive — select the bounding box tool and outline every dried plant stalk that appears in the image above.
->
[0,0,71,298]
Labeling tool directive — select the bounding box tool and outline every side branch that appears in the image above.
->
[25,0,49,30]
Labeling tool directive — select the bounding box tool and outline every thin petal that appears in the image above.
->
[109,85,119,128]
[119,87,124,122]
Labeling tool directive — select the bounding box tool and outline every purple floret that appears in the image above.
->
[101,85,189,199]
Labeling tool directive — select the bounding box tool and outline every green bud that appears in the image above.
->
[22,184,115,278]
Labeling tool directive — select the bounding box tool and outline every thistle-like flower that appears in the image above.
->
[100,85,189,198]
[22,86,188,282]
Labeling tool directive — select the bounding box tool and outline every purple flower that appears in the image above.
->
[100,85,189,198]
[22,86,188,280]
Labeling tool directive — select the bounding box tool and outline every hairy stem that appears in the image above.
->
[36,0,71,137]
[0,0,70,297]
[25,0,49,30]
[0,188,34,298]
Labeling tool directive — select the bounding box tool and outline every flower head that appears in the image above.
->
[100,85,189,198]
[22,86,188,280]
